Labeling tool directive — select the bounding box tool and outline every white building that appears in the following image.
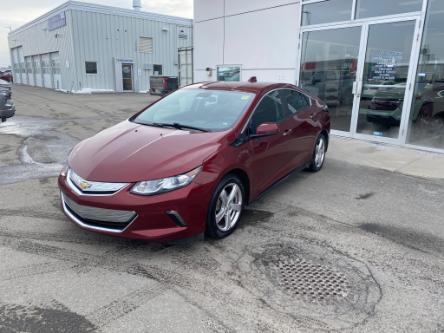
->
[8,1,193,93]
[193,0,444,153]
[193,0,300,84]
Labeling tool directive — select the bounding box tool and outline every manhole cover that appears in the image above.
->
[236,242,382,330]
[271,257,350,303]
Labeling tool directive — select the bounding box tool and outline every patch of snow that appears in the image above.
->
[72,88,115,94]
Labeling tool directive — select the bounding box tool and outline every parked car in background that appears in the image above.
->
[59,81,330,241]
[0,70,13,83]
[365,82,444,128]
[149,76,178,96]
[0,79,15,122]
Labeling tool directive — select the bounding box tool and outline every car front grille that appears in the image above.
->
[62,193,137,232]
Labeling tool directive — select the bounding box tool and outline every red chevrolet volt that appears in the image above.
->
[58,82,330,240]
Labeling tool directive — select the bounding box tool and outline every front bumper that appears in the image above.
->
[58,173,213,241]
[0,102,15,120]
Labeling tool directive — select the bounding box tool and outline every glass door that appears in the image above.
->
[299,26,362,132]
[122,64,133,91]
[353,20,418,140]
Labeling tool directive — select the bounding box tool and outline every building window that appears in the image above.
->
[217,66,241,81]
[139,37,153,53]
[85,61,97,74]
[302,0,353,26]
[356,0,422,19]
[407,0,444,149]
[153,64,162,75]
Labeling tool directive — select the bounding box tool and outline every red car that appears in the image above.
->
[58,81,330,240]
[0,70,13,83]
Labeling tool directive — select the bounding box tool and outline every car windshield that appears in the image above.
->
[132,89,255,132]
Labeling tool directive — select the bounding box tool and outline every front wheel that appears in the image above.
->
[307,134,327,172]
[206,175,245,239]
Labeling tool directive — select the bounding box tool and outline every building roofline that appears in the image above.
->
[9,0,192,36]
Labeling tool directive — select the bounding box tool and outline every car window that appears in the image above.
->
[249,90,284,134]
[284,89,311,115]
[133,89,255,132]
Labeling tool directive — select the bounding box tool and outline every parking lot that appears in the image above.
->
[0,85,443,332]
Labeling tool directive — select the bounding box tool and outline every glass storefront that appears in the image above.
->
[300,28,361,131]
[299,0,444,152]
[357,21,416,139]
[407,0,444,149]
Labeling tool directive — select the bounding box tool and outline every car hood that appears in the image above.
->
[69,120,226,182]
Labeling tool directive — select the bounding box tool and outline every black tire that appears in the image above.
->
[206,174,245,239]
[307,134,327,172]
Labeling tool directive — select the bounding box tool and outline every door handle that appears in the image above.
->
[283,129,292,136]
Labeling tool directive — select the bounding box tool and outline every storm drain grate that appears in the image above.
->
[271,257,350,302]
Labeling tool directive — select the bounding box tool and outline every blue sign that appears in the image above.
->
[48,12,66,31]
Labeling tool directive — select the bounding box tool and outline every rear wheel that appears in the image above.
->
[307,134,327,172]
[206,175,245,239]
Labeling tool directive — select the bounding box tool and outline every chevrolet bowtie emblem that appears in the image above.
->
[79,180,92,191]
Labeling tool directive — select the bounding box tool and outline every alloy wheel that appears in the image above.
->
[314,137,326,169]
[215,183,243,232]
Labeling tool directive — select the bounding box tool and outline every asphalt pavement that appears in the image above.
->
[0,86,443,333]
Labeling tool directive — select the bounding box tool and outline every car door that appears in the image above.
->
[246,90,294,192]
[281,89,320,166]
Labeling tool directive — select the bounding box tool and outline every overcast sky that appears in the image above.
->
[0,0,193,67]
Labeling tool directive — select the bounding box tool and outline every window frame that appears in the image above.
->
[85,61,98,75]
[243,88,314,135]
[301,0,425,27]
[138,36,153,54]
[153,64,163,75]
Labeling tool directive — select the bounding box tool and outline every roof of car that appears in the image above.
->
[186,81,297,94]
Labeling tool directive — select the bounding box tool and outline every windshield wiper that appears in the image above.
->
[137,121,209,132]
[154,122,209,132]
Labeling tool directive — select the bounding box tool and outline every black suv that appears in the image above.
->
[0,79,15,122]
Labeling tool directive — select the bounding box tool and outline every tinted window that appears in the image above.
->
[249,90,284,133]
[85,61,97,74]
[285,90,310,114]
[153,64,162,75]
[133,89,255,132]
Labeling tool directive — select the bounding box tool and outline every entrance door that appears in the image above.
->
[299,18,421,143]
[122,64,133,91]
[299,26,362,133]
[353,20,418,141]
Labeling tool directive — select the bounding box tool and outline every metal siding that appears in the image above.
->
[8,10,76,91]
[9,5,192,92]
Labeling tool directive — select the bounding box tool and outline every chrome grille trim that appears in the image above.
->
[61,192,137,233]
[67,169,129,196]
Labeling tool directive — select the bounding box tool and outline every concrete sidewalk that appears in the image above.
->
[329,136,444,179]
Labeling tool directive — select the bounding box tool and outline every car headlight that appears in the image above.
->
[130,166,202,195]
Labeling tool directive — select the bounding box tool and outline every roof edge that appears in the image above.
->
[9,0,192,36]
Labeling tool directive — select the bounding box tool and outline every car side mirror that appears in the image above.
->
[251,122,279,138]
